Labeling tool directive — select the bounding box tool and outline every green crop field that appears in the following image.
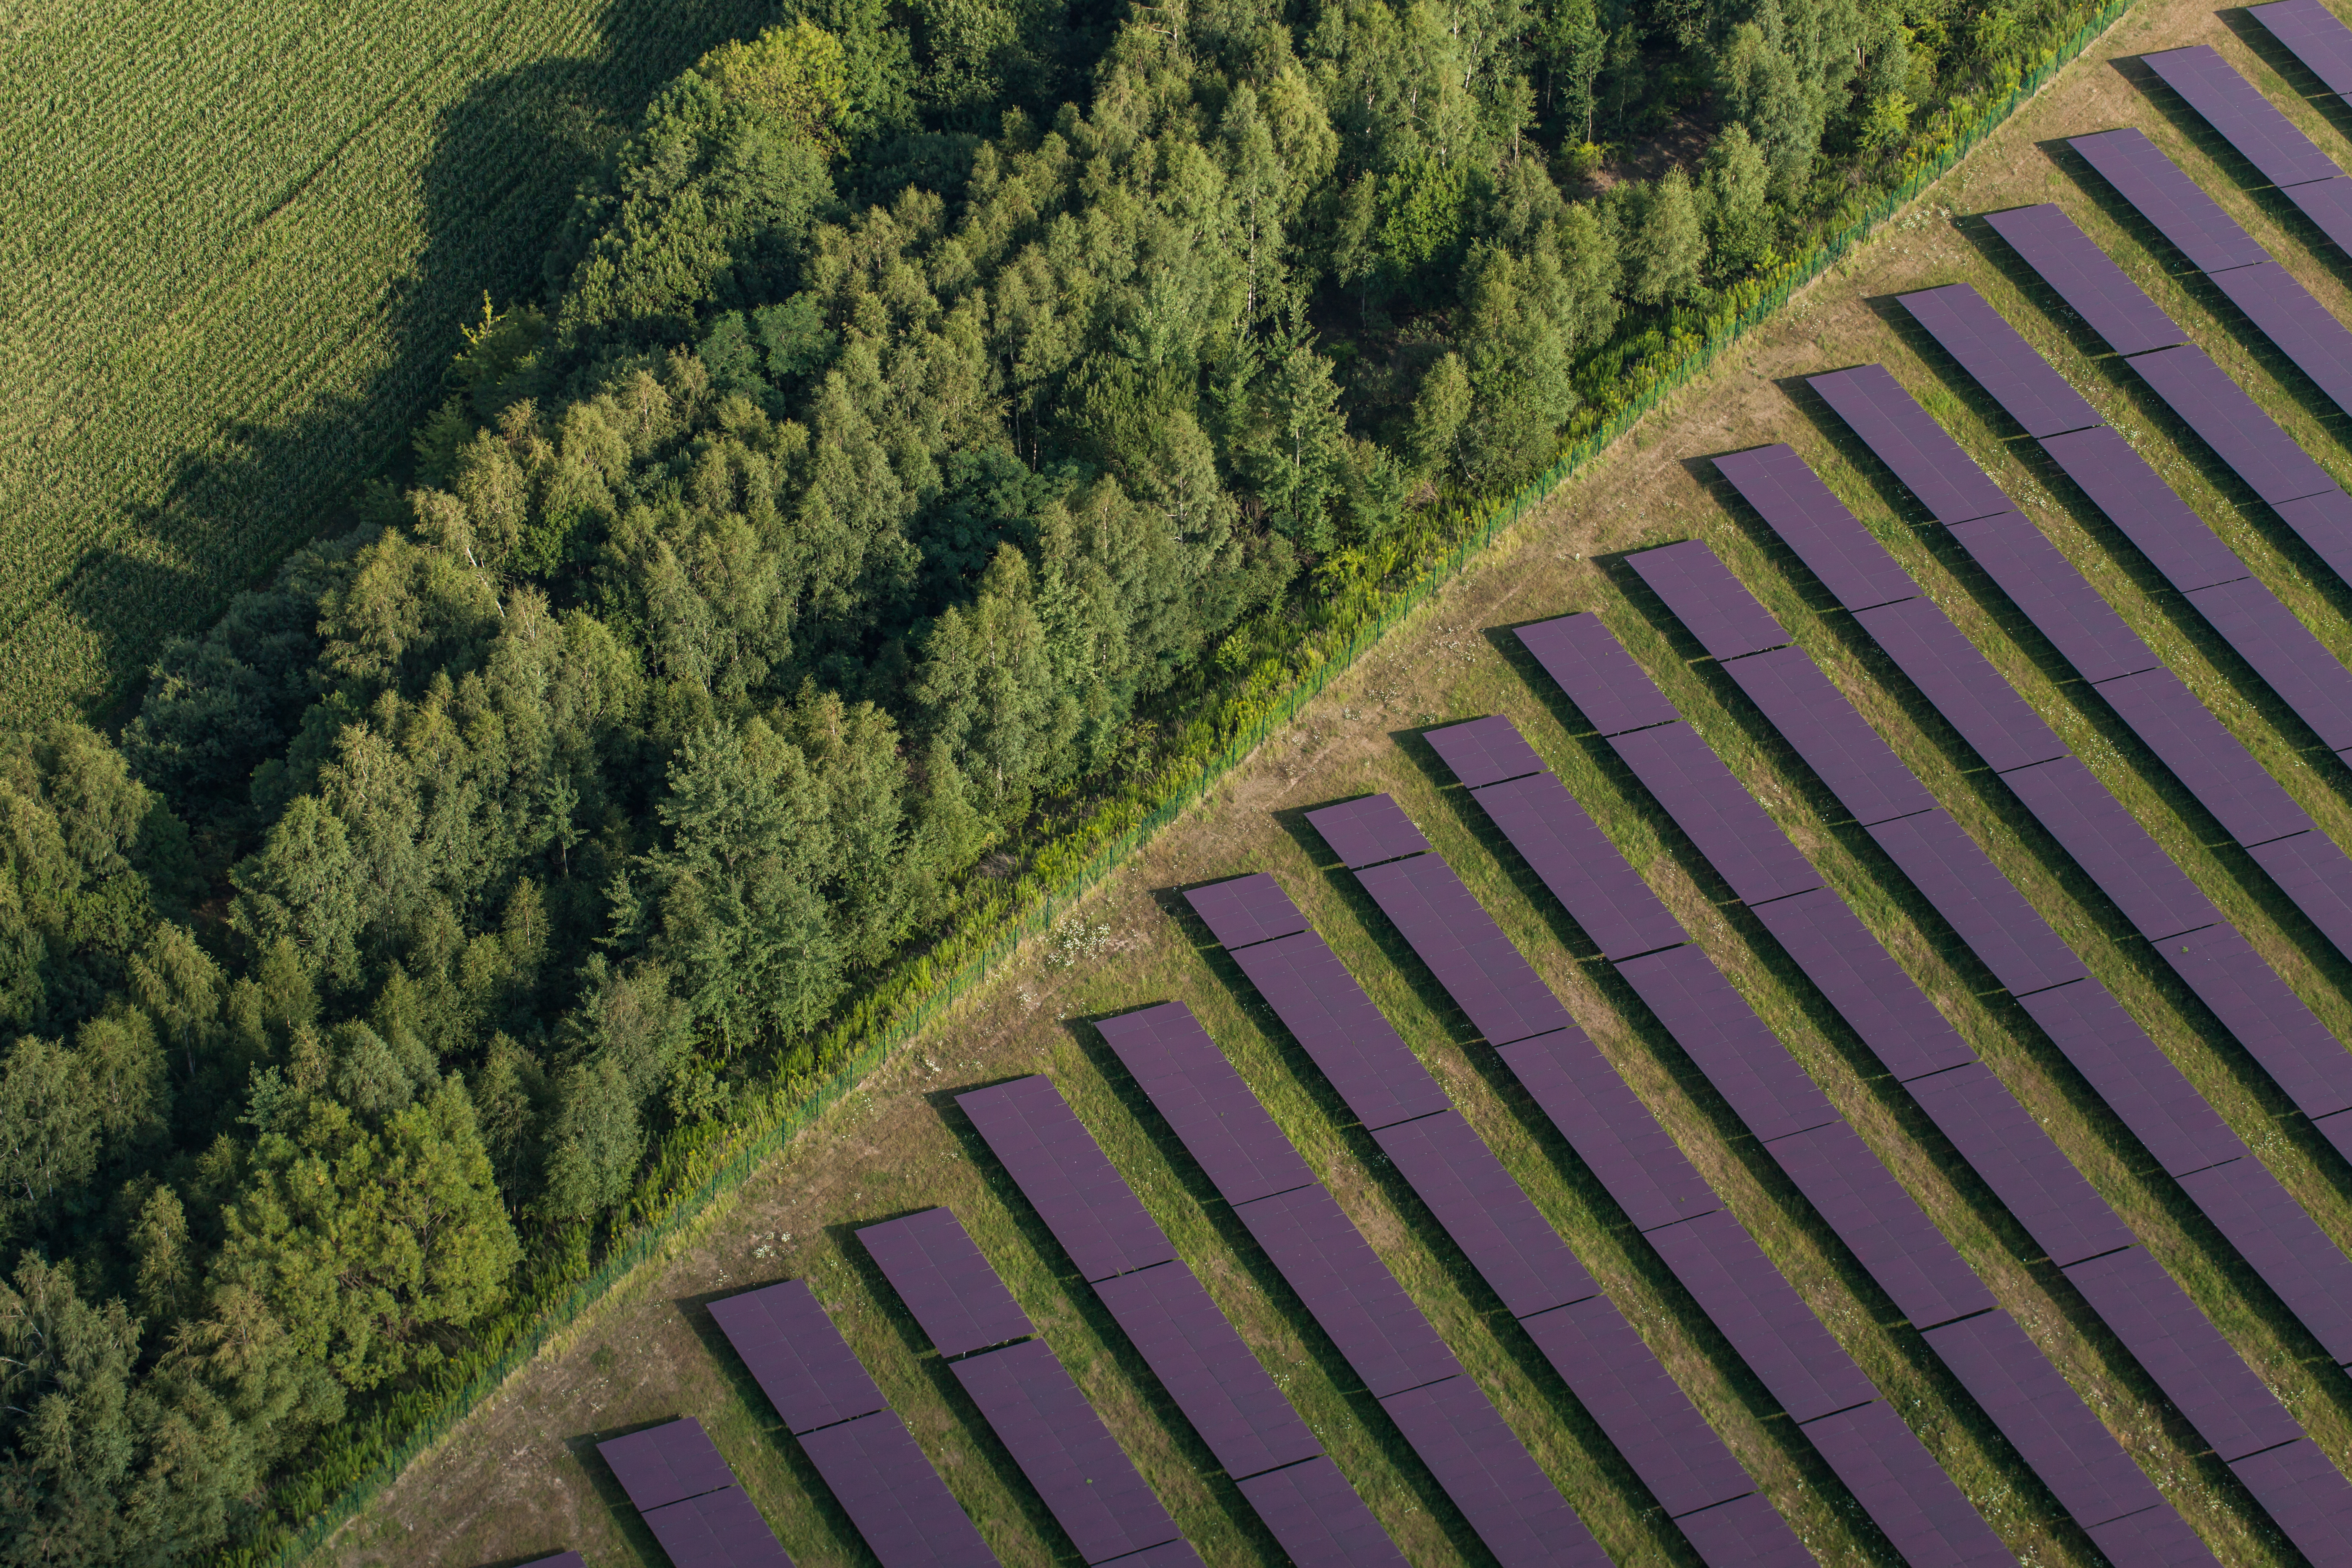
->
[0,0,766,721]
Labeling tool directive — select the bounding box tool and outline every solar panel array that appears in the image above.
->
[1181,873,1807,1566]
[1421,693,2218,1565]
[1981,202,2186,356]
[596,1418,794,1568]
[1093,1002,1609,1568]
[854,1208,1202,1568]
[954,1075,1403,1568]
[1710,452,2352,1562]
[2137,44,2352,255]
[1286,787,2012,1568]
[1897,284,2104,437]
[2253,0,2352,99]
[708,1280,997,1568]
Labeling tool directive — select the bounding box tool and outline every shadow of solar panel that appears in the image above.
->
[957,1077,1176,1284]
[1423,714,1547,789]
[2000,758,2215,940]
[1709,444,1922,612]
[1514,614,1679,735]
[1848,598,2066,774]
[2084,1502,2230,1568]
[2246,829,2352,957]
[1228,933,1451,1130]
[1943,511,2158,685]
[1671,1492,1818,1568]
[1749,890,1977,1081]
[2208,261,2352,414]
[950,1339,1185,1566]
[1768,1121,1995,1329]
[709,1280,886,1436]
[2175,1158,2352,1364]
[642,1485,794,1568]
[1897,284,2104,437]
[1625,541,1790,660]
[2143,45,2345,188]
[2014,981,2245,1178]
[2254,0,2352,93]
[1371,1109,1598,1317]
[1609,723,1823,905]
[1356,854,1576,1046]
[1905,1062,2136,1266]
[1472,769,1689,961]
[1615,945,1837,1145]
[1983,203,2186,356]
[1644,1209,1877,1422]
[2284,173,2352,255]
[797,1411,998,1568]
[2230,1437,2352,1563]
[2126,344,2337,505]
[1865,810,2089,997]
[2183,576,2352,751]
[2067,129,2272,272]
[2061,1246,2304,1460]
[855,1209,1034,1360]
[2038,425,2251,593]
[1798,1402,2014,1568]
[1376,1375,1610,1568]
[1232,1184,1461,1397]
[1722,647,1934,826]
[1806,364,2013,524]
[2094,666,2313,846]
[1302,794,1429,869]
[1233,1457,1410,1568]
[2160,923,2352,1119]
[599,1418,737,1513]
[1180,872,1308,951]
[1493,1028,1722,1230]
[1093,1004,1316,1206]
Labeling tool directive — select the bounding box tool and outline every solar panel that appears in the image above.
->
[1624,540,1790,660]
[640,1485,793,1568]
[2175,1156,2352,1364]
[949,1338,1187,1565]
[1708,444,1921,612]
[1865,810,2090,998]
[1643,1209,1877,1423]
[1098,1543,1206,1568]
[708,1280,887,1436]
[2266,488,2352,598]
[1471,770,1688,961]
[1232,1184,1462,1398]
[1767,1119,1996,1329]
[2092,665,2315,847]
[1721,647,1934,826]
[1897,284,2104,437]
[2142,45,2344,188]
[2253,0,2352,94]
[1228,931,1453,1130]
[1847,598,2068,775]
[2282,172,2352,255]
[854,1209,1034,1360]
[2013,982,2245,1178]
[1671,1493,1818,1568]
[1983,203,2187,356]
[1093,1003,1317,1205]
[2125,344,2337,505]
[1607,723,1823,905]
[2159,922,2352,1119]
[1747,890,1978,1082]
[2066,128,2272,273]
[1998,758,2215,941]
[2245,829,2352,959]
[1513,614,1680,735]
[1942,511,2159,686]
[2183,575,2352,751]
[1795,1400,2015,1568]
[599,1419,737,1513]
[1491,1027,1723,1232]
[1371,1109,1599,1318]
[1806,365,2014,525]
[1375,1374,1613,1568]
[2084,1501,2233,1568]
[1905,1062,2137,1267]
[1616,945,1839,1145]
[956,1077,1176,1284]
[1354,853,1578,1047]
[2037,425,2253,593]
[2228,1436,2352,1564]
[2206,260,2352,416]
[1423,714,1548,789]
[1302,794,1431,869]
[795,1411,998,1568]
[1233,1457,1409,1568]
[1180,872,1309,951]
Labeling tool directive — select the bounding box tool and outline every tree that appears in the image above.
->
[1626,168,1705,305]
[696,19,854,154]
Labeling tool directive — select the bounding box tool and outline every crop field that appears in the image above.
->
[0,0,768,721]
[318,1,2352,1564]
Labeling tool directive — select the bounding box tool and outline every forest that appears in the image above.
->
[0,0,2108,1557]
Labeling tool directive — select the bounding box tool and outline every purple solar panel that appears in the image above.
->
[1643,1209,1877,1423]
[1232,1183,1461,1397]
[956,1076,1176,1284]
[2125,344,2337,505]
[1796,1401,2014,1568]
[949,1338,1186,1565]
[1099,1543,1205,1568]
[1721,646,1935,827]
[2159,922,2352,1120]
[1180,872,1308,951]
[2175,1157,2352,1364]
[1615,944,1839,1145]
[1375,1374,1611,1568]
[1865,810,2090,998]
[2066,128,2272,273]
[1848,597,2068,774]
[1671,1493,1817,1568]
[708,1280,887,1436]
[2283,171,2352,255]
[1608,723,1823,905]
[2183,575,2352,751]
[1354,852,1578,1046]
[2254,0,2352,95]
[2084,1502,2231,1568]
[1768,1119,1996,1329]
[1093,1003,1316,1205]
[1492,1026,1723,1232]
[1905,1062,2138,1267]
[1983,203,2187,356]
[1943,511,2159,686]
[2141,46,2343,189]
[2229,1436,2352,1564]
[1897,284,2104,438]
[1233,1457,1410,1568]
[2246,829,2352,959]
[2060,1245,2304,1460]
[1227,931,1454,1130]
[1423,714,1548,789]
[1302,794,1430,870]
[2014,981,2246,1178]
[2266,488,2352,601]
[2093,665,2315,847]
[599,1418,737,1513]
[855,1209,1034,1360]
[796,1411,998,1568]
[1624,540,1790,661]
[1513,613,1680,736]
[1999,758,2216,941]
[1807,364,2014,526]
[1709,444,1922,611]
[1747,889,1977,1082]
[2037,425,2253,593]
[1471,769,1689,961]
[1370,1109,1599,1318]
[2208,260,2352,416]
[641,1485,794,1568]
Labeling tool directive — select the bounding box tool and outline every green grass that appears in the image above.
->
[0,0,769,722]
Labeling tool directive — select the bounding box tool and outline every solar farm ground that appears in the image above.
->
[322,1,2352,1563]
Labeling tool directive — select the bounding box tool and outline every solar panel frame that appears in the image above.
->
[2206,260,2352,417]
[1795,1400,2016,1568]
[1998,758,2218,941]
[1806,364,2014,525]
[1722,646,1935,826]
[2159,921,2352,1120]
[1093,1004,1318,1206]
[2125,343,2337,505]
[1180,873,1309,951]
[1423,714,1549,789]
[1747,889,1978,1082]
[2084,1502,2233,1568]
[1897,284,2105,437]
[1848,597,2068,774]
[1231,1183,1462,1398]
[1354,852,1578,1046]
[1232,1457,1410,1568]
[1670,1492,1819,1568]
[2283,172,2352,256]
[2182,575,2352,751]
[2228,1436,2352,1565]
[1942,511,2160,686]
[1865,810,2091,998]
[2269,486,2352,593]
[1371,1109,1599,1318]
[2252,0,2352,93]
[1708,444,1923,612]
[1375,1374,1612,1568]
[1513,614,1680,736]
[2093,665,2316,847]
[1615,944,1839,1145]
[957,1077,1177,1284]
[1470,769,1689,961]
[2174,1157,2352,1364]
[1492,1027,1724,1231]
[2037,424,2253,593]
[1227,931,1454,1130]
[855,1209,1036,1360]
[1643,1209,1878,1423]
[2014,980,2247,1179]
[2067,128,2273,273]
[2141,45,2345,188]
[1607,722,1823,906]
[1624,540,1791,661]
[2246,829,2352,962]
[708,1280,888,1436]
[1302,794,1431,870]
[795,1411,999,1568]
[1904,1062,2138,1267]
[640,1485,794,1568]
[1983,203,2187,356]
[1768,1119,1997,1329]
[598,1418,738,1514]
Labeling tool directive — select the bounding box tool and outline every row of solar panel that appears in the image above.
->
[2141,39,2352,254]
[595,1418,794,1568]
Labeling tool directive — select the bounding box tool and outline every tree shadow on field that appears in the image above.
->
[49,0,770,727]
